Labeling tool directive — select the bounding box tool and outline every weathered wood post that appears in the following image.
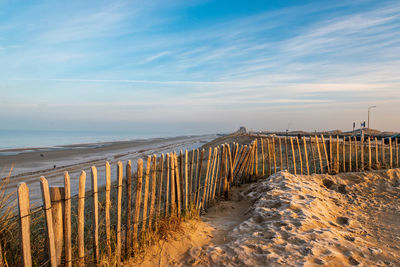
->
[375,137,379,166]
[303,137,310,175]
[315,136,323,174]
[267,139,272,176]
[18,183,32,267]
[285,136,289,170]
[174,153,182,216]
[184,150,189,210]
[133,159,143,244]
[342,137,346,172]
[104,162,112,260]
[40,177,57,267]
[142,156,152,230]
[156,154,164,223]
[321,135,330,173]
[116,162,123,266]
[200,148,212,210]
[329,136,333,171]
[64,172,72,267]
[90,166,99,264]
[382,138,386,168]
[349,137,352,171]
[261,138,265,175]
[279,137,283,172]
[125,161,132,257]
[290,138,296,175]
[190,150,194,203]
[165,154,170,216]
[272,138,277,173]
[296,137,303,175]
[368,138,372,169]
[195,149,204,210]
[309,137,317,173]
[50,186,64,266]
[149,155,157,229]
[336,136,340,173]
[360,132,364,170]
[389,138,393,168]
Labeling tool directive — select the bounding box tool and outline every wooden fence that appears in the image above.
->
[14,134,399,266]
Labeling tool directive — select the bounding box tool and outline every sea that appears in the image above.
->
[0,129,177,150]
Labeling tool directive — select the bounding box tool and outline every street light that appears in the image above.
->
[368,106,376,129]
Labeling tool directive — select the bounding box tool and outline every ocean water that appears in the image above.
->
[0,129,174,150]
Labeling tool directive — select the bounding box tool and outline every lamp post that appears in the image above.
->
[368,106,376,129]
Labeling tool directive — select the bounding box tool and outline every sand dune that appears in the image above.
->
[138,169,400,266]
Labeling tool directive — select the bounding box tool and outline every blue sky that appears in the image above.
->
[1,0,399,134]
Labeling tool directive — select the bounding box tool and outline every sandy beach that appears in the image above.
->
[0,134,216,205]
[137,169,400,266]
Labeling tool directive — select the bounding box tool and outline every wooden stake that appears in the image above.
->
[40,177,57,267]
[174,154,182,216]
[189,150,194,203]
[296,137,303,175]
[329,136,333,171]
[290,138,296,175]
[368,138,372,169]
[261,138,265,175]
[254,140,258,175]
[18,183,32,267]
[343,137,346,172]
[195,149,204,209]
[315,136,323,174]
[212,147,221,200]
[272,138,277,173]
[184,150,189,210]
[133,159,143,244]
[50,187,64,266]
[64,172,72,267]
[321,135,330,173]
[279,137,283,172]
[200,148,212,210]
[375,137,379,166]
[360,132,365,170]
[142,156,151,231]
[124,161,132,258]
[104,162,111,260]
[116,162,123,266]
[285,136,289,170]
[349,137,352,171]
[148,155,157,230]
[303,137,309,175]
[389,138,393,168]
[309,137,317,173]
[267,139,272,176]
[156,154,164,222]
[165,154,170,216]
[382,138,386,167]
[354,137,358,171]
[226,144,234,183]
[396,138,399,167]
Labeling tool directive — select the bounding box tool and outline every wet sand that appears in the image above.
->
[0,134,216,205]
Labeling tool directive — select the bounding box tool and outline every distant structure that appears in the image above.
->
[236,126,247,134]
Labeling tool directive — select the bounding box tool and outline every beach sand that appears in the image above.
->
[136,169,400,266]
[0,134,216,204]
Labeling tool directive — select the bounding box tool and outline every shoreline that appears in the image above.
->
[0,134,217,205]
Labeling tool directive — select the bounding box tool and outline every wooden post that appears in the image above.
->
[290,138,296,175]
[64,172,72,267]
[368,138,372,169]
[200,148,212,210]
[50,187,64,266]
[396,139,399,167]
[165,154,170,216]
[90,166,99,264]
[133,159,143,244]
[349,137,352,171]
[267,139,272,176]
[157,154,164,221]
[261,138,265,175]
[216,146,224,196]
[184,150,189,210]
[104,162,111,260]
[195,149,204,209]
[334,136,338,173]
[190,150,194,203]
[174,154,182,216]
[375,137,379,166]
[18,183,32,267]
[279,137,283,172]
[321,135,330,173]
[148,155,157,229]
[76,172,86,267]
[226,144,234,183]
[303,137,309,175]
[315,136,323,174]
[389,138,393,168]
[272,138,277,173]
[354,137,358,171]
[207,147,217,203]
[296,137,303,175]
[116,162,123,266]
[125,161,132,257]
[254,140,258,175]
[142,156,151,231]
[40,177,57,267]
[212,147,221,200]
[382,138,385,168]
[309,137,317,173]
[360,132,365,170]
[233,145,247,179]
[285,136,289,170]
[329,136,333,171]
[343,137,346,172]
[170,153,176,214]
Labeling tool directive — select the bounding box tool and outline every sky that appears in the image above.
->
[1,0,400,135]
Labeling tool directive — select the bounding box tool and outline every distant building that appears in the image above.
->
[236,126,247,134]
